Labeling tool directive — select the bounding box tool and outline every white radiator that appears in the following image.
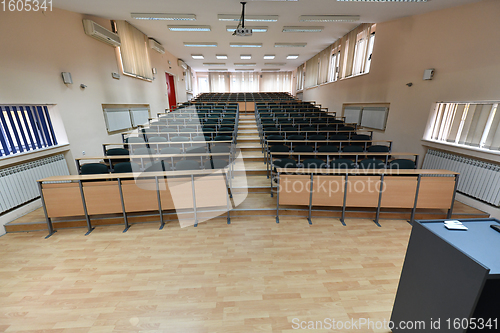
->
[423,149,500,206]
[0,154,69,214]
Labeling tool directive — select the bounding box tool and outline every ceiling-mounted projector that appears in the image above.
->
[234,28,252,36]
[233,2,253,37]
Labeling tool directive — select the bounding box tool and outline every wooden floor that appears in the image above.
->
[0,216,412,333]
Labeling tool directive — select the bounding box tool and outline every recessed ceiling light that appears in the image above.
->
[191,54,204,59]
[216,54,228,59]
[230,43,263,48]
[265,63,286,66]
[287,54,299,59]
[218,14,278,22]
[168,25,211,32]
[131,13,196,21]
[263,55,276,59]
[226,25,268,33]
[282,26,323,32]
[240,55,252,60]
[299,15,359,22]
[203,63,226,66]
[338,0,425,1]
[261,69,281,72]
[184,42,218,47]
[209,69,228,72]
[234,63,257,66]
[275,43,306,47]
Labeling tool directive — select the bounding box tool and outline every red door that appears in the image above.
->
[166,73,177,111]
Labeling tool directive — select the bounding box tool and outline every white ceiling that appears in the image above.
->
[56,0,482,72]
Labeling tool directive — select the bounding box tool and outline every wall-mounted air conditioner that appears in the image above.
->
[178,59,188,70]
[149,38,165,54]
[83,19,121,47]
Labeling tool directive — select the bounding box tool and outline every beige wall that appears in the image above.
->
[0,8,188,173]
[301,0,500,216]
[302,0,500,157]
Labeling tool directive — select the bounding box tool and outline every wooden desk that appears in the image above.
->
[37,170,233,238]
[274,168,459,226]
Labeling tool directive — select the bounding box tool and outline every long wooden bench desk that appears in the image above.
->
[37,169,233,238]
[274,168,459,226]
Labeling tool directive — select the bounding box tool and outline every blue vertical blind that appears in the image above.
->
[0,105,58,157]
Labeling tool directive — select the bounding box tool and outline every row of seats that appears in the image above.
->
[264,133,370,141]
[269,144,390,154]
[274,158,416,170]
[106,145,231,157]
[126,134,233,143]
[81,158,231,175]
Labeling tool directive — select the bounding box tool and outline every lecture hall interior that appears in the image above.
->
[0,0,499,332]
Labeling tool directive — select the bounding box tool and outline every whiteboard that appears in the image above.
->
[104,109,132,132]
[344,106,362,125]
[360,107,388,130]
[130,108,150,127]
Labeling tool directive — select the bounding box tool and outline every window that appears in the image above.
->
[0,105,58,157]
[427,102,500,150]
[365,32,375,73]
[343,103,389,131]
[197,76,210,93]
[328,50,340,82]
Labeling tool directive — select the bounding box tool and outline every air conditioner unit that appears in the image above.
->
[178,59,188,70]
[83,19,121,47]
[149,38,165,54]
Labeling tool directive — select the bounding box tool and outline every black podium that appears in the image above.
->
[391,218,500,333]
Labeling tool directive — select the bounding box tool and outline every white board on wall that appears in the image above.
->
[130,108,150,127]
[360,107,388,130]
[103,108,132,132]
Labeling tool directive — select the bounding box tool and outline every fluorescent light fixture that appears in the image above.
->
[263,55,276,59]
[226,25,268,32]
[287,54,299,59]
[184,42,218,47]
[216,54,228,59]
[234,63,257,66]
[282,26,323,32]
[235,69,254,71]
[261,69,281,72]
[275,43,306,47]
[203,63,226,66]
[168,25,211,32]
[265,63,286,66]
[299,15,359,22]
[131,13,196,21]
[191,54,204,59]
[337,0,426,1]
[209,69,228,72]
[240,55,252,60]
[218,14,278,22]
[230,43,262,47]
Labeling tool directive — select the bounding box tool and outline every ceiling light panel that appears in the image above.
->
[234,63,257,66]
[261,69,281,72]
[235,69,255,71]
[338,0,426,1]
[226,25,268,33]
[265,63,286,66]
[216,55,228,59]
[299,15,359,22]
[191,54,204,59]
[131,13,196,21]
[209,69,228,72]
[168,25,211,32]
[287,54,299,59]
[263,55,276,59]
[240,55,252,60]
[184,42,218,47]
[230,43,263,47]
[282,26,323,32]
[275,43,306,47]
[218,14,278,22]
[203,63,226,66]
